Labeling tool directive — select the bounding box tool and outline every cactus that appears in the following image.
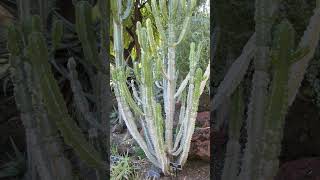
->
[215,2,320,179]
[257,19,294,180]
[7,8,112,179]
[8,0,113,179]
[257,19,310,180]
[26,27,105,169]
[111,0,209,176]
[221,86,244,180]
[239,0,274,179]
[75,1,102,71]
[288,6,320,105]
[8,22,74,180]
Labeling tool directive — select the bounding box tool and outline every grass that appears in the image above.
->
[111,145,143,180]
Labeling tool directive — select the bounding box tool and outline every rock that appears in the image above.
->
[198,93,210,112]
[282,98,320,161]
[275,158,320,180]
[196,111,210,128]
[187,111,210,161]
[189,127,210,161]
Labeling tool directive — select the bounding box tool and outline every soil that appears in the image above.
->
[111,130,210,180]
[160,160,210,180]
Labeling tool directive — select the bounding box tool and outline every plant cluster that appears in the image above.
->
[6,1,110,179]
[111,0,210,176]
[213,0,320,179]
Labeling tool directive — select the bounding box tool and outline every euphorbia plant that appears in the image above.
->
[111,0,210,176]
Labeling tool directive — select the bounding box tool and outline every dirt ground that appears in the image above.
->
[159,160,210,180]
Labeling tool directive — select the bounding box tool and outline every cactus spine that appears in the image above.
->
[111,0,209,176]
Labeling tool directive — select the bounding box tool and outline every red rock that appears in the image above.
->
[196,111,210,128]
[275,158,320,180]
[189,127,210,161]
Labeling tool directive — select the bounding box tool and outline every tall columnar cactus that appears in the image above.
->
[213,1,320,180]
[73,1,111,178]
[27,17,105,170]
[258,20,309,180]
[7,18,75,180]
[8,12,109,179]
[111,0,210,175]
[239,0,277,179]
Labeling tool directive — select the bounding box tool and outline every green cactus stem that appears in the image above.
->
[26,30,105,169]
[75,1,102,72]
[259,19,308,180]
[8,23,74,180]
[51,20,63,51]
[222,86,244,180]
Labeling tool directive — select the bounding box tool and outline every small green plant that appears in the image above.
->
[110,106,120,124]
[111,154,134,180]
[110,144,144,179]
[133,147,146,159]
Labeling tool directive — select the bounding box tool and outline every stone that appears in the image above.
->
[196,111,210,128]
[188,111,211,161]
[275,158,320,180]
[189,127,210,161]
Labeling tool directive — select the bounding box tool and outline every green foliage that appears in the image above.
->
[176,10,210,79]
[133,147,146,159]
[110,150,139,180]
[111,153,135,180]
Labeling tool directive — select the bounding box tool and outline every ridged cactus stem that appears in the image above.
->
[8,24,73,180]
[31,61,74,180]
[9,55,54,180]
[67,58,103,131]
[165,21,177,150]
[27,30,105,169]
[112,80,160,167]
[259,19,309,180]
[18,0,30,23]
[178,68,203,165]
[288,7,320,106]
[240,0,276,179]
[222,86,244,180]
